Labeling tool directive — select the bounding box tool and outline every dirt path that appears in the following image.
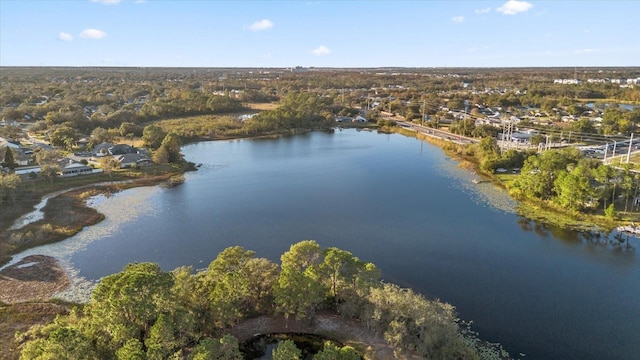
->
[231,311,423,359]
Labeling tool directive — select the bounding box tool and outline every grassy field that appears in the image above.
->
[246,102,279,111]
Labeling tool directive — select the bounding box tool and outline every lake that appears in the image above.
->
[12,129,640,359]
[585,102,638,111]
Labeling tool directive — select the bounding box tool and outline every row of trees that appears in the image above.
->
[470,138,639,215]
[18,241,481,359]
[510,147,640,214]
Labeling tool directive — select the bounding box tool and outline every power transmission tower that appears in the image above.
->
[501,120,513,154]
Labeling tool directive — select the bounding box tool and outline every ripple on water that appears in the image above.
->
[436,160,517,214]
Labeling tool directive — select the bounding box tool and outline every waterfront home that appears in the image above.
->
[59,162,94,177]
[113,153,152,168]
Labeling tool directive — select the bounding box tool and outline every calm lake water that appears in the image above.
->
[16,129,640,359]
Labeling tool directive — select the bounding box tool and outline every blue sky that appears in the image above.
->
[1,0,638,68]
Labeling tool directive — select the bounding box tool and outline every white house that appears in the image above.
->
[0,137,21,150]
[60,163,94,177]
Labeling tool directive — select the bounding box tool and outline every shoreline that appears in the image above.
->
[0,171,181,268]
[392,125,631,234]
[0,180,168,304]
[1,126,635,304]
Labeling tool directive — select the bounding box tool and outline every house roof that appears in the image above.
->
[62,162,92,170]
[0,138,21,149]
[109,144,137,155]
[56,158,83,167]
[93,142,114,153]
[114,153,150,164]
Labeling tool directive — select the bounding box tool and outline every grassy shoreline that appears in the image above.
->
[391,126,633,234]
[3,122,632,268]
[0,168,183,267]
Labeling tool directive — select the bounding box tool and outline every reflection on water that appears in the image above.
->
[517,216,637,249]
[6,129,640,360]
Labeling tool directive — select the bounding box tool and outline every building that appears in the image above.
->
[113,153,153,168]
[60,163,94,177]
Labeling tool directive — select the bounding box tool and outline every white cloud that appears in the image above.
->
[475,8,491,14]
[79,28,107,39]
[311,45,331,56]
[497,0,533,15]
[58,32,73,41]
[574,48,599,54]
[91,0,122,4]
[452,16,464,23]
[249,19,274,31]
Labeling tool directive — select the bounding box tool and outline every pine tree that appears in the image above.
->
[2,147,17,169]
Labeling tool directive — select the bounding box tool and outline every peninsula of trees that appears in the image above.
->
[16,241,485,359]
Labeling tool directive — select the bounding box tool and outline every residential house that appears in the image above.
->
[13,151,31,166]
[511,132,534,144]
[108,144,137,155]
[93,142,114,156]
[113,153,152,168]
[14,166,41,176]
[0,137,21,150]
[60,162,94,177]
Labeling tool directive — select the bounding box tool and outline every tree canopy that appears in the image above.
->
[17,242,485,359]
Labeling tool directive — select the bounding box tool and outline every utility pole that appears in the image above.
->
[626,133,634,164]
[545,134,550,151]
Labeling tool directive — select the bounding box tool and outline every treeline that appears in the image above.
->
[141,92,340,141]
[37,89,245,133]
[243,92,335,134]
[16,241,484,360]
[3,67,638,129]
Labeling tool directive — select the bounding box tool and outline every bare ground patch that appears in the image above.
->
[0,255,70,304]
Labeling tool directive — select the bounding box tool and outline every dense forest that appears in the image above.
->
[16,241,488,359]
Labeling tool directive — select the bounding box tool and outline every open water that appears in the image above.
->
[11,129,639,359]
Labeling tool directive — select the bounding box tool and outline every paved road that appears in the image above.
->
[393,119,478,145]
